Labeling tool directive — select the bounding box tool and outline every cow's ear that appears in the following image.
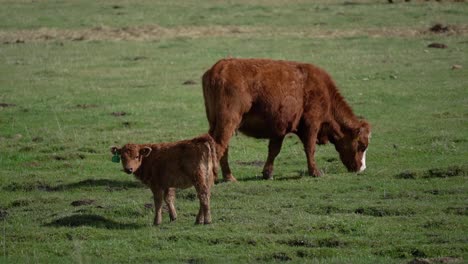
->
[110,146,121,155]
[140,147,152,158]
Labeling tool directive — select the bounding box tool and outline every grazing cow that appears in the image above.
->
[110,134,218,225]
[202,58,371,181]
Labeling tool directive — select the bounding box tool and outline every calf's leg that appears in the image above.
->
[153,189,164,225]
[164,188,177,222]
[194,181,211,225]
[262,137,285,180]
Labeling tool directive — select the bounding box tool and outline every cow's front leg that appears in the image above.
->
[153,189,164,225]
[262,137,285,180]
[299,126,322,177]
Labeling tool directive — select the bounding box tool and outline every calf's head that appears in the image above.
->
[110,144,152,174]
[334,120,371,173]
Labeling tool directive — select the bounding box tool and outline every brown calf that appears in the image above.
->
[111,134,218,225]
[202,58,371,181]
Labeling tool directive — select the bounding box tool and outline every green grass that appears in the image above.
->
[0,0,467,263]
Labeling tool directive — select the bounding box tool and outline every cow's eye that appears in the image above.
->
[135,156,139,160]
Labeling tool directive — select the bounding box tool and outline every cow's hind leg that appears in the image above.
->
[212,114,242,182]
[262,137,285,180]
[220,147,236,182]
[164,188,177,222]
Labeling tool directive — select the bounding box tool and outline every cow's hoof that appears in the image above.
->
[309,169,323,177]
[262,171,273,180]
[223,176,237,182]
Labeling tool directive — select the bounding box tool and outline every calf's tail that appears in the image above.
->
[204,136,219,185]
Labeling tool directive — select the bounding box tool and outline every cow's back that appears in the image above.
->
[203,58,322,138]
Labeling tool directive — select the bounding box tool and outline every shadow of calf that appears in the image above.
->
[45,214,143,229]
[54,179,144,191]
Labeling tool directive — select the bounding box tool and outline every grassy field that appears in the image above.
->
[0,0,467,263]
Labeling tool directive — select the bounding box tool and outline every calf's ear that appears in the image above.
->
[140,146,152,157]
[110,146,121,155]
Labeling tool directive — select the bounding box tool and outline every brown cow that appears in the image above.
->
[110,134,218,225]
[202,58,371,181]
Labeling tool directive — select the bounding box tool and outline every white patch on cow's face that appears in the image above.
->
[359,150,367,172]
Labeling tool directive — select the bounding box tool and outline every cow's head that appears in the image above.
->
[334,120,371,173]
[110,144,152,174]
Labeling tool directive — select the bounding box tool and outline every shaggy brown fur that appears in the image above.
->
[202,58,371,181]
[111,134,218,225]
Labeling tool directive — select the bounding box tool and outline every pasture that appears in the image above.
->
[0,0,467,263]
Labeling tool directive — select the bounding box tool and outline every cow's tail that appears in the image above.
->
[202,69,217,135]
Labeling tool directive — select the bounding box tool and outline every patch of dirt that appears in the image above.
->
[123,56,147,61]
[272,253,292,262]
[144,203,153,209]
[111,111,127,117]
[235,160,264,167]
[354,206,414,217]
[10,199,31,207]
[395,170,418,179]
[430,23,450,33]
[71,199,96,207]
[53,153,85,161]
[1,24,467,43]
[32,136,43,142]
[76,104,98,109]
[428,43,447,49]
[425,166,465,178]
[182,80,197,85]
[3,181,57,192]
[408,257,464,264]
[0,103,16,107]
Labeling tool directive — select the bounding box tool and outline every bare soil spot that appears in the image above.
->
[76,104,98,109]
[430,24,450,33]
[144,203,153,209]
[425,166,465,178]
[182,80,197,85]
[0,103,16,108]
[408,257,464,264]
[395,170,417,179]
[32,136,43,142]
[3,181,57,192]
[428,43,447,49]
[111,111,127,117]
[2,24,467,43]
[10,199,31,207]
[71,199,96,207]
[354,206,414,217]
